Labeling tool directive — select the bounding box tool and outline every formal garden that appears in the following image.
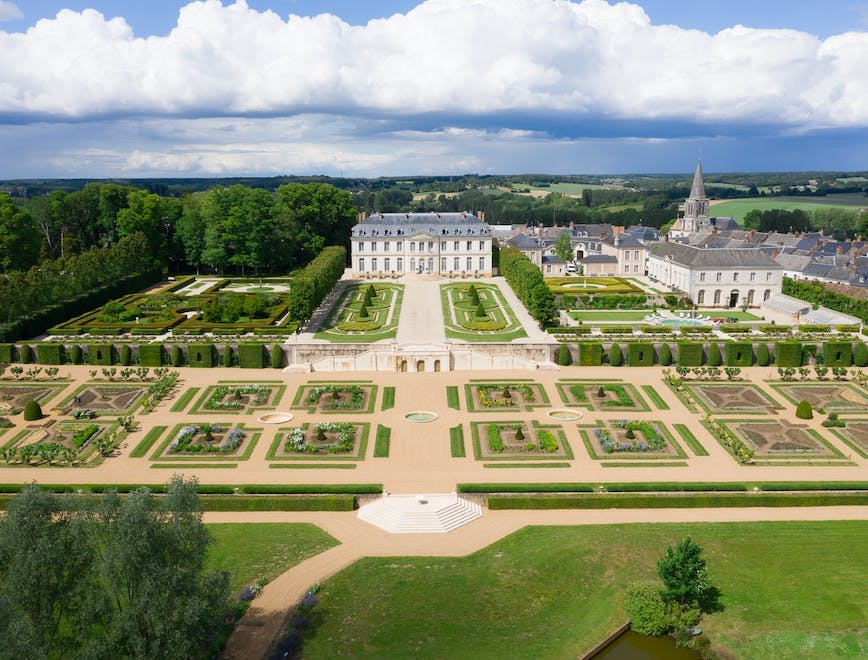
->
[469,420,572,462]
[185,382,286,415]
[578,420,687,462]
[58,383,147,415]
[464,380,550,412]
[267,422,370,462]
[705,418,850,465]
[826,420,868,458]
[148,422,261,463]
[0,418,125,466]
[680,382,784,415]
[545,276,644,296]
[0,383,67,415]
[314,282,403,342]
[440,283,527,341]
[555,379,649,412]
[291,382,378,414]
[770,382,868,413]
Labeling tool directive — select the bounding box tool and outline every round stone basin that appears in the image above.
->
[404,411,439,423]
[258,412,294,425]
[547,408,583,421]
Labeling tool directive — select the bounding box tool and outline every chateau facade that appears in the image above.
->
[351,212,492,277]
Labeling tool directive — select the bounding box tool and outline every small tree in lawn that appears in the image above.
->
[656,536,721,615]
[624,582,672,637]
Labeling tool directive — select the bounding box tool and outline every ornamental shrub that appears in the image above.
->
[608,342,623,366]
[359,302,369,319]
[658,343,672,366]
[755,343,770,366]
[557,343,572,366]
[725,342,753,367]
[23,399,42,421]
[68,344,83,365]
[706,343,721,367]
[238,344,264,369]
[775,342,803,367]
[676,342,703,367]
[36,344,63,365]
[188,343,214,368]
[627,343,654,367]
[222,344,233,367]
[624,582,672,637]
[0,344,12,363]
[578,342,603,366]
[796,400,813,419]
[170,345,183,367]
[17,344,33,364]
[597,385,606,398]
[88,343,113,366]
[823,342,853,367]
[515,426,525,441]
[475,302,486,318]
[138,344,163,367]
[270,344,283,369]
[118,344,132,366]
[855,342,868,367]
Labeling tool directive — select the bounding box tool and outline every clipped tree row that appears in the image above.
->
[499,247,556,326]
[288,246,347,323]
[783,277,868,322]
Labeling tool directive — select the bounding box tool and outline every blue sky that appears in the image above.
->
[1,0,868,177]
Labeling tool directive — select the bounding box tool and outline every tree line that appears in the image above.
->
[0,478,229,659]
[0,181,357,276]
[742,207,865,238]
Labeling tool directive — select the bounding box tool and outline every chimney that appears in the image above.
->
[358,211,367,222]
[479,211,485,223]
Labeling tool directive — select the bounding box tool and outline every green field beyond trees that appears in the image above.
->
[711,194,867,222]
[301,521,867,659]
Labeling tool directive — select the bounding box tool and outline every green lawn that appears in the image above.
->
[206,523,339,594]
[301,521,867,659]
[710,194,867,222]
[568,310,651,322]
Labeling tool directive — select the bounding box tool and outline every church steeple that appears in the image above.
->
[689,159,706,199]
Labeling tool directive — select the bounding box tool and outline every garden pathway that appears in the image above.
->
[395,278,446,344]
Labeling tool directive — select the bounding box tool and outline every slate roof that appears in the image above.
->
[689,160,706,199]
[579,255,618,263]
[505,233,541,249]
[542,255,565,264]
[602,233,644,248]
[352,212,490,237]
[649,242,782,269]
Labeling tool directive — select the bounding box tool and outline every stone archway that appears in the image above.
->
[416,360,425,372]
[400,360,407,373]
[434,359,441,372]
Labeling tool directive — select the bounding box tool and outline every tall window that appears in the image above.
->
[384,241,389,251]
[713,290,721,305]
[466,241,472,251]
[372,242,377,251]
[397,258,403,271]
[454,241,459,251]
[697,290,705,304]
[441,257,447,271]
[634,250,639,259]
[747,289,755,304]
[466,257,472,271]
[358,242,364,251]
[733,272,739,282]
[699,272,706,282]
[716,272,722,282]
[410,242,415,252]
[440,241,446,250]
[384,257,390,271]
[479,240,484,250]
[396,241,402,250]
[428,258,434,272]
[454,257,459,271]
[767,271,772,281]
[479,257,485,271]
[410,258,415,271]
[372,258,377,272]
[428,241,433,251]
[750,272,756,282]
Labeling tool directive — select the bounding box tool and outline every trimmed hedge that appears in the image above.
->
[556,343,572,366]
[18,344,33,364]
[725,342,753,367]
[36,343,63,365]
[270,344,284,369]
[755,343,770,366]
[188,343,214,368]
[170,345,183,367]
[0,344,12,363]
[775,342,803,367]
[200,495,355,512]
[138,344,163,367]
[677,342,703,366]
[658,343,672,366]
[578,342,603,366]
[288,246,347,323]
[855,342,868,367]
[824,341,853,367]
[487,492,868,510]
[118,344,132,366]
[88,343,113,366]
[706,343,721,366]
[238,344,265,369]
[221,344,233,367]
[458,483,595,493]
[68,344,83,365]
[608,342,623,366]
[627,343,654,367]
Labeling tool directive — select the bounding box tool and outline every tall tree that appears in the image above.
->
[0,194,40,273]
[554,230,573,263]
[656,536,720,612]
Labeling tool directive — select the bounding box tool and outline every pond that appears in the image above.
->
[591,630,699,659]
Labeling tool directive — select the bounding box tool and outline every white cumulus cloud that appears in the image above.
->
[0,0,867,132]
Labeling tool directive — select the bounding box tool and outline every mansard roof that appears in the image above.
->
[649,242,782,269]
[352,212,490,237]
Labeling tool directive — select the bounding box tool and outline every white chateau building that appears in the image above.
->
[648,242,783,307]
[351,212,493,277]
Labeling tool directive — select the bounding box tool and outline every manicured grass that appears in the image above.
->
[450,424,465,457]
[446,385,460,410]
[303,521,868,659]
[373,424,391,458]
[207,523,340,594]
[170,387,199,412]
[568,310,650,322]
[674,423,709,456]
[151,463,238,469]
[641,385,670,410]
[269,463,357,469]
[129,425,166,458]
[601,461,688,468]
[381,387,395,411]
[483,462,570,468]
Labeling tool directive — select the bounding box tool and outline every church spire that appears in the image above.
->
[689,159,706,199]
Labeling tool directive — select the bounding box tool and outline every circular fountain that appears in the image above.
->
[404,411,439,423]
[257,412,294,424]
[547,408,583,421]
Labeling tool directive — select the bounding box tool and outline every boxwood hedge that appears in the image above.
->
[775,341,803,367]
[824,341,853,367]
[725,342,753,367]
[677,342,703,366]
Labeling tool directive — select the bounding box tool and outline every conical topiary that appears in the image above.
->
[23,400,42,421]
[658,343,672,366]
[557,343,572,366]
[609,342,623,366]
[597,385,606,398]
[359,303,369,318]
[625,427,635,440]
[795,400,813,419]
[515,426,525,441]
[475,302,486,318]
[755,343,770,367]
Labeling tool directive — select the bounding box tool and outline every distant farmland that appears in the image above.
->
[710,193,867,222]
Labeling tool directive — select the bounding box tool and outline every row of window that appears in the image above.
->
[622,250,641,260]
[356,240,488,252]
[357,257,487,272]
[699,271,774,283]
[696,289,772,305]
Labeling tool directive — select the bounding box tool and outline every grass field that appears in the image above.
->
[710,194,867,222]
[568,310,650,322]
[300,521,867,659]
[206,523,339,594]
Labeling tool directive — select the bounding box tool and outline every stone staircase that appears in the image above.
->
[357,493,483,533]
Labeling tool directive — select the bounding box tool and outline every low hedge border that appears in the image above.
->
[457,481,868,493]
[0,483,382,495]
[487,492,868,509]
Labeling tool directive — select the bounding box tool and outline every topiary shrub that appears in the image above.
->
[475,302,486,318]
[854,342,868,367]
[608,342,623,366]
[514,426,524,441]
[222,344,233,367]
[625,427,635,440]
[597,385,606,398]
[775,342,803,367]
[706,343,721,367]
[138,344,163,367]
[238,344,264,369]
[188,343,214,368]
[118,344,132,366]
[68,344,83,365]
[17,344,33,364]
[795,400,813,420]
[36,344,63,365]
[627,343,654,367]
[270,344,283,369]
[578,342,603,366]
[824,342,853,367]
[557,343,572,366]
[170,345,183,367]
[23,399,43,421]
[755,343,770,367]
[676,342,703,367]
[658,343,672,366]
[725,342,753,367]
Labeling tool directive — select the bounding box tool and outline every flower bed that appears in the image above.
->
[465,382,549,412]
[555,380,649,412]
[168,423,245,454]
[469,421,572,461]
